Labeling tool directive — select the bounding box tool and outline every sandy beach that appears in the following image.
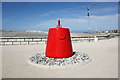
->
[2,37,118,78]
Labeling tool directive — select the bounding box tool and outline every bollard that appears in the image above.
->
[45,18,73,58]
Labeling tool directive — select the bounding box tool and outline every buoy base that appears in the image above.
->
[28,52,91,67]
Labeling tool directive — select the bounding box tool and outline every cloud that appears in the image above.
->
[36,4,118,19]
[38,7,81,17]
[40,11,55,17]
[32,14,118,32]
[92,6,118,15]
[91,14,118,20]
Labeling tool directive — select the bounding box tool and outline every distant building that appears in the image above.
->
[102,29,120,33]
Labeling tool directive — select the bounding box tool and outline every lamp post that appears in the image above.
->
[84,3,96,42]
[84,6,91,42]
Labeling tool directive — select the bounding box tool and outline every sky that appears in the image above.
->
[2,2,118,32]
[1,0,120,2]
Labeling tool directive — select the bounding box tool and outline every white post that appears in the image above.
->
[94,36,98,42]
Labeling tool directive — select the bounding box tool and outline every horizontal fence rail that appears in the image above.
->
[0,35,112,45]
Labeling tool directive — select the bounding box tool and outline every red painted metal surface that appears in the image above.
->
[45,19,73,58]
[57,19,61,27]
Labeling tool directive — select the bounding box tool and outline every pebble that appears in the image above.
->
[29,52,91,66]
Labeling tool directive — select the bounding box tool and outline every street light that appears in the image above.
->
[84,3,96,42]
[84,6,90,32]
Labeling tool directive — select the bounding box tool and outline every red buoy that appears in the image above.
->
[45,18,73,58]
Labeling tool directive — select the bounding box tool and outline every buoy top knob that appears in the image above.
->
[57,17,62,27]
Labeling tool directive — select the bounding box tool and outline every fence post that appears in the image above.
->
[41,38,42,41]
[28,41,29,45]
[32,38,33,41]
[94,36,98,42]
[7,38,9,41]
[24,38,25,41]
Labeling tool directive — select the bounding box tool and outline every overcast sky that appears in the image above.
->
[2,2,118,32]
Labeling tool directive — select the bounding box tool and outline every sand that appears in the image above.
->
[2,37,118,78]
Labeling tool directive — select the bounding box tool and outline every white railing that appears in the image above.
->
[0,35,111,45]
